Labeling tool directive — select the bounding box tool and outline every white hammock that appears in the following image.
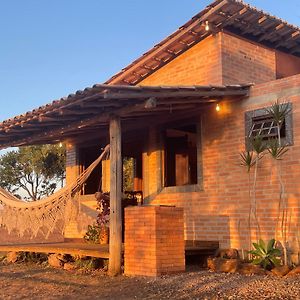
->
[0,145,110,239]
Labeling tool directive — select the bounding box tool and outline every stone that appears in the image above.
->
[63,262,77,271]
[215,248,239,259]
[238,263,266,275]
[207,257,240,273]
[285,266,300,277]
[6,252,19,263]
[48,254,64,268]
[271,265,291,277]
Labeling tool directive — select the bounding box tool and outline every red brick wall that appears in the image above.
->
[140,32,279,87]
[125,206,185,276]
[136,33,300,260]
[145,74,300,262]
[276,51,300,79]
[221,33,276,84]
[140,34,223,86]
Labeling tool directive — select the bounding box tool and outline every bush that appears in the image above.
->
[84,225,101,244]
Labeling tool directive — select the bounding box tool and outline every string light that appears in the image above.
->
[205,21,210,31]
[216,104,220,112]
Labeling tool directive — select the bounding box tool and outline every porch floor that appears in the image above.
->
[0,243,110,259]
[0,241,219,259]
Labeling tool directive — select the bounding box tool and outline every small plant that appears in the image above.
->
[22,252,48,263]
[74,257,103,270]
[84,192,110,244]
[95,192,110,228]
[249,239,281,270]
[84,224,101,243]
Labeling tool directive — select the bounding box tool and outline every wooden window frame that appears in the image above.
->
[158,118,203,194]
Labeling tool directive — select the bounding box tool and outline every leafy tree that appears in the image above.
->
[266,100,291,265]
[123,157,134,191]
[0,144,66,201]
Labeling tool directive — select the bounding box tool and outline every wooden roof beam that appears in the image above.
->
[216,7,248,28]
[258,23,286,42]
[276,30,300,48]
[101,89,249,100]
[241,18,275,35]
[0,98,165,148]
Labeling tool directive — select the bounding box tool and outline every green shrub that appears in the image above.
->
[249,239,281,270]
[84,225,101,244]
[18,252,48,264]
[74,257,103,270]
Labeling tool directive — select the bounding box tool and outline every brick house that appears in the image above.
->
[1,0,300,270]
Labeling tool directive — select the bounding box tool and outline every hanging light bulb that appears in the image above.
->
[205,21,210,31]
[216,103,221,112]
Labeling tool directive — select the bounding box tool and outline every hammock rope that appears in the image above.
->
[0,144,110,239]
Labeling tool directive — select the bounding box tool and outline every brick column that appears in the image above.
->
[125,206,185,276]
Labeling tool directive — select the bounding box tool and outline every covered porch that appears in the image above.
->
[0,83,251,275]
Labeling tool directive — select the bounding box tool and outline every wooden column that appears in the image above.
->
[108,115,122,276]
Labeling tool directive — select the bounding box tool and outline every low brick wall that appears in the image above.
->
[124,205,185,277]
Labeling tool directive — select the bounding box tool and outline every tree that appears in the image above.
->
[266,100,291,265]
[123,157,134,192]
[240,136,265,248]
[0,144,66,201]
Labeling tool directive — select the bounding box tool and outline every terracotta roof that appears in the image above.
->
[106,0,300,86]
[0,84,251,148]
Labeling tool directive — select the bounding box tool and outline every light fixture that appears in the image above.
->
[205,20,210,31]
[59,142,63,148]
[144,97,157,109]
[216,104,221,112]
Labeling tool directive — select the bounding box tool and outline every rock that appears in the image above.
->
[64,262,77,271]
[215,248,239,259]
[207,257,240,273]
[238,263,266,275]
[48,254,64,268]
[6,252,19,263]
[271,265,291,277]
[285,266,300,277]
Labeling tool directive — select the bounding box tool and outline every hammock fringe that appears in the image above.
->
[0,144,110,240]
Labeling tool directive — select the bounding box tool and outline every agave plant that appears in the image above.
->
[249,239,281,270]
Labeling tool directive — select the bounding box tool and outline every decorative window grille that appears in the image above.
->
[248,116,280,140]
[245,103,293,150]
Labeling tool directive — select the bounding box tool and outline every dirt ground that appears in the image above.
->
[0,263,300,300]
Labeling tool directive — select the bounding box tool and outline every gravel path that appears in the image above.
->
[0,263,299,299]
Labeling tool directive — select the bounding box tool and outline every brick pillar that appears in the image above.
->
[65,143,79,185]
[125,206,185,276]
[64,143,81,239]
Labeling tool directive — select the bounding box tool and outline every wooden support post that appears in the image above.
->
[108,115,122,276]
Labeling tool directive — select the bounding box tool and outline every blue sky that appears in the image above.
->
[0,0,300,122]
